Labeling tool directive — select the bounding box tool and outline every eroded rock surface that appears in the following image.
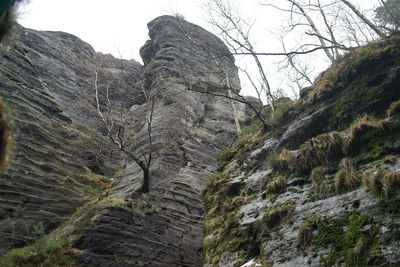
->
[61,15,244,266]
[0,26,142,255]
[202,34,400,266]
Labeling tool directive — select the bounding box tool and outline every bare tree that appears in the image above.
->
[340,0,386,38]
[204,0,276,111]
[92,55,156,194]
[173,16,274,131]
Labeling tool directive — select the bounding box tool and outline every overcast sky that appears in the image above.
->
[17,0,379,98]
[18,0,212,61]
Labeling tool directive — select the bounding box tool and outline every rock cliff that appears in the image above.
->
[0,24,142,255]
[202,33,400,266]
[2,14,399,267]
[0,16,243,266]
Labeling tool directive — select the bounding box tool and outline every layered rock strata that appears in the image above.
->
[0,26,142,255]
[0,16,244,266]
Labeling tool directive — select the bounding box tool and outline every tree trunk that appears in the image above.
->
[341,0,386,39]
[141,168,150,194]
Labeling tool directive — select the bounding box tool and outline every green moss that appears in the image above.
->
[379,193,400,216]
[0,235,74,267]
[305,211,383,266]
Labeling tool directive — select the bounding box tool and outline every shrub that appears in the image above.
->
[0,235,73,267]
[265,176,287,194]
[268,98,294,127]
[387,100,400,117]
[335,158,359,194]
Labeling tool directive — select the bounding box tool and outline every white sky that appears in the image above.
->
[18,0,211,61]
[17,0,380,99]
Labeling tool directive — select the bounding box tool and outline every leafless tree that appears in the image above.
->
[173,16,273,131]
[204,0,276,111]
[92,55,156,194]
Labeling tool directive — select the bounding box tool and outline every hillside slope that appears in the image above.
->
[203,33,400,266]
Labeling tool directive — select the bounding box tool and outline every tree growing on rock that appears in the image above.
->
[92,54,157,194]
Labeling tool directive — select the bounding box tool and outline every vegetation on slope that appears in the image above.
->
[202,34,400,266]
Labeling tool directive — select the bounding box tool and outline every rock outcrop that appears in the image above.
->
[0,16,243,266]
[0,25,142,255]
[202,33,400,266]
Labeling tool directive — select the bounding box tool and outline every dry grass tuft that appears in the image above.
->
[344,115,384,152]
[384,155,397,165]
[263,204,295,227]
[335,158,359,194]
[310,166,330,198]
[382,170,400,198]
[297,223,313,250]
[349,236,368,262]
[362,169,400,198]
[266,176,287,194]
[362,171,383,194]
[273,131,344,174]
[387,100,400,117]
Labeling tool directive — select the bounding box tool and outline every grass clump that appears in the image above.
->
[265,176,287,194]
[334,158,359,195]
[310,166,330,198]
[297,223,313,250]
[362,169,400,199]
[262,204,295,227]
[387,100,400,117]
[383,155,397,164]
[273,131,343,174]
[344,115,384,153]
[0,235,74,267]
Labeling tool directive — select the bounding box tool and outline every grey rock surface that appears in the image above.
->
[54,16,244,266]
[0,26,142,255]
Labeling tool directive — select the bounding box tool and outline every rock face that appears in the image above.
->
[0,25,142,255]
[65,16,243,266]
[202,34,400,266]
[0,16,243,266]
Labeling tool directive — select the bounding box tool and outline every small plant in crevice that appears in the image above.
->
[262,204,295,228]
[387,99,400,117]
[32,221,45,238]
[334,158,359,194]
[265,176,287,194]
[310,166,330,198]
[297,222,313,250]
